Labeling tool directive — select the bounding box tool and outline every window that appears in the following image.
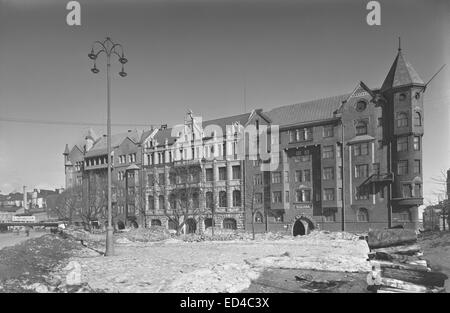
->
[219,167,227,180]
[354,143,369,156]
[219,191,227,207]
[254,212,263,223]
[414,160,421,174]
[413,136,421,151]
[378,140,383,150]
[323,167,334,180]
[147,174,154,186]
[323,188,335,201]
[169,172,176,185]
[403,184,412,198]
[397,112,408,128]
[272,191,282,203]
[356,121,367,135]
[322,145,334,159]
[158,173,165,186]
[337,188,342,201]
[356,100,367,112]
[323,208,336,222]
[272,172,281,184]
[397,160,408,175]
[285,191,290,203]
[399,211,411,222]
[355,186,369,200]
[301,154,311,162]
[192,192,200,208]
[372,163,380,175]
[296,189,311,202]
[303,170,311,182]
[148,196,154,210]
[323,125,334,138]
[355,164,369,178]
[232,190,241,206]
[290,128,313,142]
[295,170,302,182]
[284,171,289,183]
[378,185,385,199]
[414,184,422,197]
[232,166,241,180]
[337,166,342,180]
[414,112,422,126]
[254,174,262,185]
[255,193,263,204]
[377,117,383,127]
[223,218,237,230]
[206,192,213,209]
[158,195,165,211]
[397,136,408,152]
[169,194,176,210]
[357,208,369,222]
[206,168,213,181]
[399,93,407,101]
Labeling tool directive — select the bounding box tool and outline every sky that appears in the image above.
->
[0,0,449,205]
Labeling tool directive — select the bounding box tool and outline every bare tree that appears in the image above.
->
[53,185,82,223]
[165,163,204,235]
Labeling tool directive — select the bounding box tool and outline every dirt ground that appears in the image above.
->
[419,231,450,293]
[0,230,47,250]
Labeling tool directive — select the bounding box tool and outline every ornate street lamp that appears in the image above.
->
[89,37,128,256]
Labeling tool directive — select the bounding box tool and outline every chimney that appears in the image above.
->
[23,186,27,211]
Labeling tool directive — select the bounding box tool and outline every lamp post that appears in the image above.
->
[88,37,128,256]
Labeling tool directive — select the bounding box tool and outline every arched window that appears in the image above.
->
[206,191,213,209]
[151,219,162,226]
[254,211,264,223]
[397,112,408,128]
[158,195,165,211]
[204,218,214,229]
[219,191,227,207]
[414,112,422,126]
[232,190,241,207]
[357,208,369,222]
[356,121,367,135]
[169,193,176,210]
[223,218,237,230]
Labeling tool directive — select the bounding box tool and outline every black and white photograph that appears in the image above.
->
[0,0,450,302]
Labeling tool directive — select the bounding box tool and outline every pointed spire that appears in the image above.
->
[381,42,424,91]
[63,144,70,155]
[398,37,402,52]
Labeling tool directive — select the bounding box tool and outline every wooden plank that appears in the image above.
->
[372,244,421,256]
[368,229,417,249]
[381,267,447,287]
[377,286,422,293]
[380,277,428,292]
[372,260,430,272]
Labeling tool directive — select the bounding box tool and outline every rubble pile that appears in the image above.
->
[366,229,448,293]
[167,263,261,293]
[116,226,172,243]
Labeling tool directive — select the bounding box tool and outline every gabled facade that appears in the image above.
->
[64,47,428,233]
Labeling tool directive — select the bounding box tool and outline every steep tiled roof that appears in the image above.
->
[381,50,424,90]
[85,129,142,157]
[202,112,251,130]
[153,128,177,146]
[266,94,349,127]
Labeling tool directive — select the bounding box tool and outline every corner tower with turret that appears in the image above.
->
[380,45,425,228]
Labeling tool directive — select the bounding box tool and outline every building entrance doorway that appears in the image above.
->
[292,218,314,236]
